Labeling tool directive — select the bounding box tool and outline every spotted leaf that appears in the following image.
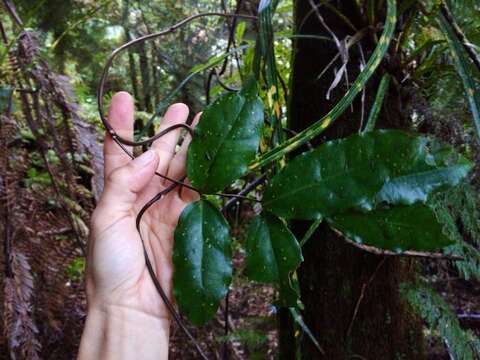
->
[245,213,303,306]
[173,199,232,325]
[263,130,471,220]
[329,204,453,251]
[187,79,264,193]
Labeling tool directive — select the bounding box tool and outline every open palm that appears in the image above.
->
[87,92,200,320]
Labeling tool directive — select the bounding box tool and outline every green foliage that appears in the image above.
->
[363,74,391,133]
[402,282,480,359]
[139,45,252,139]
[290,308,324,355]
[187,79,264,193]
[249,0,398,170]
[66,257,85,280]
[10,0,480,351]
[438,12,480,142]
[255,0,283,145]
[220,329,268,350]
[173,199,232,325]
[263,130,471,220]
[25,168,52,188]
[430,184,480,280]
[408,1,480,140]
[330,204,453,251]
[245,213,303,306]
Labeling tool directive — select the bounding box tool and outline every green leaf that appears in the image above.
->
[249,0,397,170]
[363,74,390,133]
[187,79,264,193]
[234,21,247,45]
[290,308,325,356]
[402,282,480,358]
[329,204,453,251]
[139,45,251,138]
[438,13,480,144]
[173,199,232,325]
[263,130,471,220]
[375,139,471,205]
[246,213,303,306]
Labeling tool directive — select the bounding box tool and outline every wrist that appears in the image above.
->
[78,304,170,360]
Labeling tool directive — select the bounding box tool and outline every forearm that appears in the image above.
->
[78,305,170,360]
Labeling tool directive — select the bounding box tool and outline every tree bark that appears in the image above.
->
[289,1,425,358]
[138,40,153,113]
[122,0,140,104]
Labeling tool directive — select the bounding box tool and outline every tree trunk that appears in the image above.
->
[289,1,425,358]
[122,0,140,104]
[138,40,153,113]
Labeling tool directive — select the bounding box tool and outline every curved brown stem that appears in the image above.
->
[97,12,257,147]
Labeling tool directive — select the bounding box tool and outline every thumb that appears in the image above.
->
[99,150,159,213]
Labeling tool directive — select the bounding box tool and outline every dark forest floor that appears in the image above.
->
[168,254,480,359]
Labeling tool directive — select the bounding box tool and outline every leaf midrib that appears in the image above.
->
[266,161,467,208]
[265,165,376,206]
[204,94,247,178]
[198,201,206,292]
[265,223,280,282]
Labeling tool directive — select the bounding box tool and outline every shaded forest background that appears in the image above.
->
[1,0,480,359]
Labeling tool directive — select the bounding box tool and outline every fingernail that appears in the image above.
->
[134,150,156,167]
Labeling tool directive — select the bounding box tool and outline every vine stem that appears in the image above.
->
[97,12,257,147]
[135,181,210,360]
[96,11,262,360]
[346,257,386,338]
[221,174,267,212]
[112,136,261,203]
[248,0,397,171]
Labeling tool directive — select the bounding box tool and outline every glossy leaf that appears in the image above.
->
[375,138,471,205]
[187,79,264,193]
[329,204,454,252]
[140,45,251,138]
[263,130,471,220]
[173,199,232,325]
[245,213,303,306]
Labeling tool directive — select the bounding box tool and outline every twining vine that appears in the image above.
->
[97,11,260,360]
[96,0,476,358]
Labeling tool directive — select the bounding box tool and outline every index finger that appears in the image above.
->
[103,92,134,178]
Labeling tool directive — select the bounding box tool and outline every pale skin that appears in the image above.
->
[78,92,200,360]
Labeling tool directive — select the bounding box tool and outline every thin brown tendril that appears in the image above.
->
[97,12,262,360]
[111,135,262,203]
[114,123,193,147]
[135,179,210,360]
[97,12,257,147]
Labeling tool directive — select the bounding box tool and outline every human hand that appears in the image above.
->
[78,92,200,360]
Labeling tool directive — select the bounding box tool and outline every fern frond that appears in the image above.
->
[402,282,480,359]
[5,251,42,360]
[429,183,480,280]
